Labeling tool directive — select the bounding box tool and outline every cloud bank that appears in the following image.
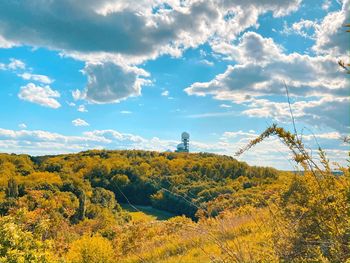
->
[186,24,349,132]
[0,127,347,170]
[0,0,303,103]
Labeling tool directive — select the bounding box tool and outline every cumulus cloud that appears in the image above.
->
[77,105,88,112]
[0,35,15,48]
[161,90,169,97]
[281,19,317,39]
[0,58,26,71]
[322,0,332,10]
[81,62,150,103]
[199,59,214,66]
[313,0,350,56]
[0,0,303,103]
[72,118,89,127]
[0,0,301,59]
[18,83,61,109]
[185,31,349,132]
[18,72,53,84]
[72,89,84,101]
[8,59,26,70]
[302,97,350,132]
[18,123,27,129]
[242,97,350,133]
[212,31,283,64]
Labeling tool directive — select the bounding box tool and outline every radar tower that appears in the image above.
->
[176,132,190,152]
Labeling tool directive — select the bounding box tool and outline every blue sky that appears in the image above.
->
[0,0,348,169]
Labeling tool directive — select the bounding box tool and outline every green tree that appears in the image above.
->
[91,187,119,211]
[71,189,86,224]
[5,178,19,198]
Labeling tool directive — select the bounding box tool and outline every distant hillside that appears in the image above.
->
[1,150,280,218]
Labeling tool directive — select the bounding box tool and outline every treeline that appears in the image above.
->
[0,150,282,224]
[4,150,278,218]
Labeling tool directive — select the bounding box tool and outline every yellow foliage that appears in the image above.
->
[0,149,348,262]
[18,172,62,187]
[66,235,115,263]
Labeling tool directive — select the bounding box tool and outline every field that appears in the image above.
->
[120,203,176,221]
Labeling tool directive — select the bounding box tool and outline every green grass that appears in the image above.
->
[121,203,176,221]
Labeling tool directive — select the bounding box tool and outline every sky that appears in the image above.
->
[0,0,348,170]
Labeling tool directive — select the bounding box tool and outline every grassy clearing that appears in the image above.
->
[121,203,177,221]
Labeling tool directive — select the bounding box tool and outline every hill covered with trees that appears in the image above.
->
[0,150,280,220]
[0,149,348,262]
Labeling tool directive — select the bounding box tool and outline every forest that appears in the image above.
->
[0,133,349,262]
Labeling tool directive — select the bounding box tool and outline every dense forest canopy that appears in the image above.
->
[0,150,279,218]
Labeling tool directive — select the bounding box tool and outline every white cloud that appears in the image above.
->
[281,19,317,39]
[82,62,150,104]
[120,110,132,114]
[72,118,89,127]
[222,130,257,139]
[212,31,283,64]
[18,72,53,84]
[241,97,350,133]
[219,104,232,108]
[18,83,61,109]
[72,89,84,101]
[185,31,349,132]
[8,58,25,70]
[77,105,88,112]
[1,60,54,92]
[292,19,316,39]
[0,127,346,170]
[0,58,26,71]
[161,90,169,97]
[302,131,341,141]
[0,127,291,169]
[0,35,15,48]
[0,0,301,60]
[18,123,27,129]
[67,101,76,107]
[0,0,303,103]
[301,97,350,132]
[322,0,332,10]
[313,0,350,56]
[199,59,214,66]
[187,111,238,119]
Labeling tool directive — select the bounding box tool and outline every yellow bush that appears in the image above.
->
[66,235,115,263]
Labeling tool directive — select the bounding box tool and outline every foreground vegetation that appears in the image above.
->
[0,137,348,262]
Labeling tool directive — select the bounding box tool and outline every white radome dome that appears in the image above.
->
[177,143,185,149]
[181,132,190,140]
